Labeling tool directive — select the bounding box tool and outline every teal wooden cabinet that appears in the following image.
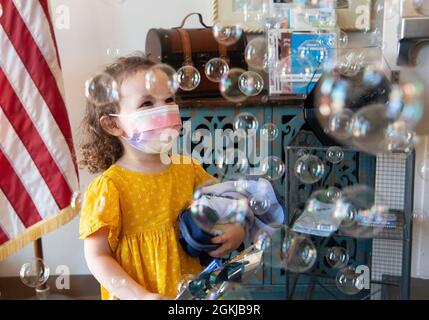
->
[177,97,377,299]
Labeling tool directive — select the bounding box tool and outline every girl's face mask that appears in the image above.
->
[110,104,182,154]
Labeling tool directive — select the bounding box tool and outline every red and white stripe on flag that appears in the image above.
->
[0,0,79,260]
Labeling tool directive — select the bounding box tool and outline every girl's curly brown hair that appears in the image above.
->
[79,53,156,174]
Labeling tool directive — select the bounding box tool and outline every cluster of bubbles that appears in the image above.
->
[315,63,426,155]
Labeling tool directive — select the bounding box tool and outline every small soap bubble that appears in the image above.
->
[213,23,243,46]
[205,58,229,83]
[326,146,345,164]
[20,258,50,288]
[260,156,286,181]
[84,73,119,106]
[249,194,271,216]
[177,65,201,91]
[260,123,279,141]
[220,68,248,103]
[233,112,259,136]
[239,71,264,96]
[145,64,179,99]
[325,247,349,269]
[294,155,325,184]
[336,266,365,295]
[244,37,268,71]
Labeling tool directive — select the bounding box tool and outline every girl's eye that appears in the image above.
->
[165,97,175,104]
[139,101,153,108]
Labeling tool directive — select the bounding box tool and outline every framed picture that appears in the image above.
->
[212,0,373,32]
[212,0,270,33]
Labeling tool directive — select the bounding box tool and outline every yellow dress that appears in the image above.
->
[79,155,215,299]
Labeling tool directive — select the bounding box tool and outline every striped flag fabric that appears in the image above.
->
[0,0,79,260]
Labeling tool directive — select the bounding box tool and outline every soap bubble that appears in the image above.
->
[336,52,364,77]
[244,37,268,71]
[282,229,317,273]
[297,39,329,65]
[233,177,250,193]
[70,191,82,211]
[338,30,349,48]
[192,183,249,232]
[177,65,201,91]
[84,73,119,106]
[145,64,179,99]
[326,187,342,201]
[294,155,325,184]
[350,104,391,155]
[413,0,429,15]
[260,123,279,141]
[309,187,342,205]
[177,274,196,294]
[20,258,50,288]
[418,154,429,181]
[205,58,229,82]
[239,71,264,96]
[296,149,309,158]
[334,185,391,238]
[327,110,354,140]
[189,197,222,233]
[233,112,259,136]
[326,146,345,164]
[276,54,315,89]
[106,47,121,59]
[220,68,248,102]
[336,266,365,295]
[383,121,418,153]
[249,194,271,215]
[260,156,286,181]
[325,247,349,269]
[213,23,243,46]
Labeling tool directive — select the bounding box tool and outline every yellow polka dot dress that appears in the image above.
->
[79,155,215,299]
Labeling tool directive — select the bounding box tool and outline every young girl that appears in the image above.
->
[79,54,245,300]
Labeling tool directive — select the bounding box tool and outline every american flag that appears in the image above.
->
[0,0,79,260]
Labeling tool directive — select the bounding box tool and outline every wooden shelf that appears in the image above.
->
[177,92,306,109]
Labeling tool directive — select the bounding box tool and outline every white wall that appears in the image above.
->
[0,0,212,277]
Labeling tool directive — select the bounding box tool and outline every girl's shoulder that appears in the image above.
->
[85,166,121,195]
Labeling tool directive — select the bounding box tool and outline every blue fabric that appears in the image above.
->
[178,208,219,265]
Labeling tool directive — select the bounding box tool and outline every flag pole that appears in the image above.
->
[33,238,50,299]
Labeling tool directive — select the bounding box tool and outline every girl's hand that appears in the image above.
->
[209,224,245,258]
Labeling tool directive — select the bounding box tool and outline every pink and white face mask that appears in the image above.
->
[110,104,182,153]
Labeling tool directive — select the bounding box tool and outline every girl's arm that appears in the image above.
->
[84,227,169,300]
